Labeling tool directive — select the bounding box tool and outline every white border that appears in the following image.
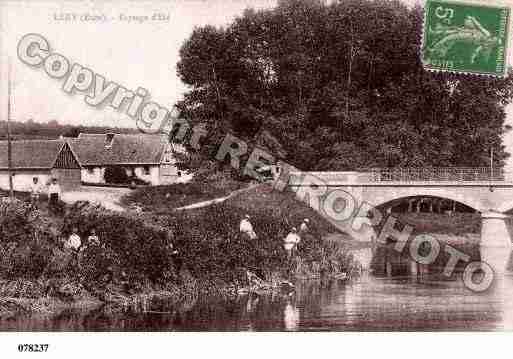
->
[0,333,512,359]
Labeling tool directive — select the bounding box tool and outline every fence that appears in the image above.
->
[363,168,506,182]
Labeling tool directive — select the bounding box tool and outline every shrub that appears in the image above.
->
[0,183,358,301]
[0,200,56,280]
[62,203,173,289]
[166,189,355,283]
[104,166,130,184]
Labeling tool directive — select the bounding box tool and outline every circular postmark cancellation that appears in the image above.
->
[421,0,511,77]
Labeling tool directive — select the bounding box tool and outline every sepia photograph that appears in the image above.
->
[1,0,513,356]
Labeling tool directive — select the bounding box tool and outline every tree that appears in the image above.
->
[175,0,513,176]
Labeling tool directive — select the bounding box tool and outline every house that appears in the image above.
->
[0,139,81,192]
[67,133,187,186]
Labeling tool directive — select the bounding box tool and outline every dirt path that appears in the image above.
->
[61,186,131,212]
[174,184,261,211]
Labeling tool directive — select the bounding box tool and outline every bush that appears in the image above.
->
[104,166,130,184]
[62,203,173,289]
[0,200,57,280]
[0,200,177,294]
[165,187,356,283]
[0,183,358,302]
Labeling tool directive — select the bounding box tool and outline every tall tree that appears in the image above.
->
[175,0,513,177]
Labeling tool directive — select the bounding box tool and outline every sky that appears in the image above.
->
[0,0,277,127]
[0,0,426,129]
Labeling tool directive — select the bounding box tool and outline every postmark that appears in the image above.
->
[422,0,511,76]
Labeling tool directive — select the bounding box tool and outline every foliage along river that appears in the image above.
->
[2,238,513,331]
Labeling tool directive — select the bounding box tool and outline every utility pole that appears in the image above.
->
[343,18,359,139]
[344,26,354,136]
[490,147,494,180]
[489,146,495,192]
[7,61,14,198]
[490,147,493,181]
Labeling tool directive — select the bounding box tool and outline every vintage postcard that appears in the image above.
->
[1,0,513,357]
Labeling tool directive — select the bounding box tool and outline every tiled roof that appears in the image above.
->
[0,140,64,169]
[68,133,168,166]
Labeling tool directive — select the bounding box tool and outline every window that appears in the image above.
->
[87,167,94,174]
[143,166,150,175]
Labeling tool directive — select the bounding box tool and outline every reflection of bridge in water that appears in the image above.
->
[288,168,513,252]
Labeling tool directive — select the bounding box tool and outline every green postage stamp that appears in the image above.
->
[422,0,511,76]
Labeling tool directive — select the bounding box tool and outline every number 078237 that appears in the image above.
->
[17,344,49,352]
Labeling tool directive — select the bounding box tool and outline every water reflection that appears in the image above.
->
[4,239,513,331]
[283,301,299,331]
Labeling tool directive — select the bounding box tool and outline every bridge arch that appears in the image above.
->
[359,188,484,213]
[374,195,477,214]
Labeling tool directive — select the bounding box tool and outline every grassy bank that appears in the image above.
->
[0,183,358,317]
[120,176,247,212]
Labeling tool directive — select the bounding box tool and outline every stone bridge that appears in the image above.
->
[286,169,513,248]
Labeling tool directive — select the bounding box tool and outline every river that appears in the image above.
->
[3,237,513,331]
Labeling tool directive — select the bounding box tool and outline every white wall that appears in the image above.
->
[80,164,190,186]
[133,165,160,185]
[0,170,52,192]
[81,167,105,184]
[159,164,193,185]
[81,165,160,185]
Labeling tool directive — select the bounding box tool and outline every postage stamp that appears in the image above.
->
[422,0,511,76]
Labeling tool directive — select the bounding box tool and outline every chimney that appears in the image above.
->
[105,133,115,148]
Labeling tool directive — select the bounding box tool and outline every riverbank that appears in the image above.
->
[0,184,358,318]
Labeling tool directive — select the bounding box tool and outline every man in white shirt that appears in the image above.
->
[30,177,43,209]
[64,228,82,273]
[283,227,300,259]
[299,218,309,234]
[65,227,82,252]
[240,214,257,239]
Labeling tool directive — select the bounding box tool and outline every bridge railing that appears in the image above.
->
[363,168,506,182]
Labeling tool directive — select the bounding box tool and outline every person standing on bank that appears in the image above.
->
[240,214,257,239]
[30,177,43,209]
[87,229,101,247]
[48,178,61,213]
[299,218,309,234]
[64,227,82,272]
[283,227,300,259]
[65,227,82,252]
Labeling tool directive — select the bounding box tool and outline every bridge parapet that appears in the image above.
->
[364,168,505,182]
[289,168,513,185]
[289,171,375,185]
